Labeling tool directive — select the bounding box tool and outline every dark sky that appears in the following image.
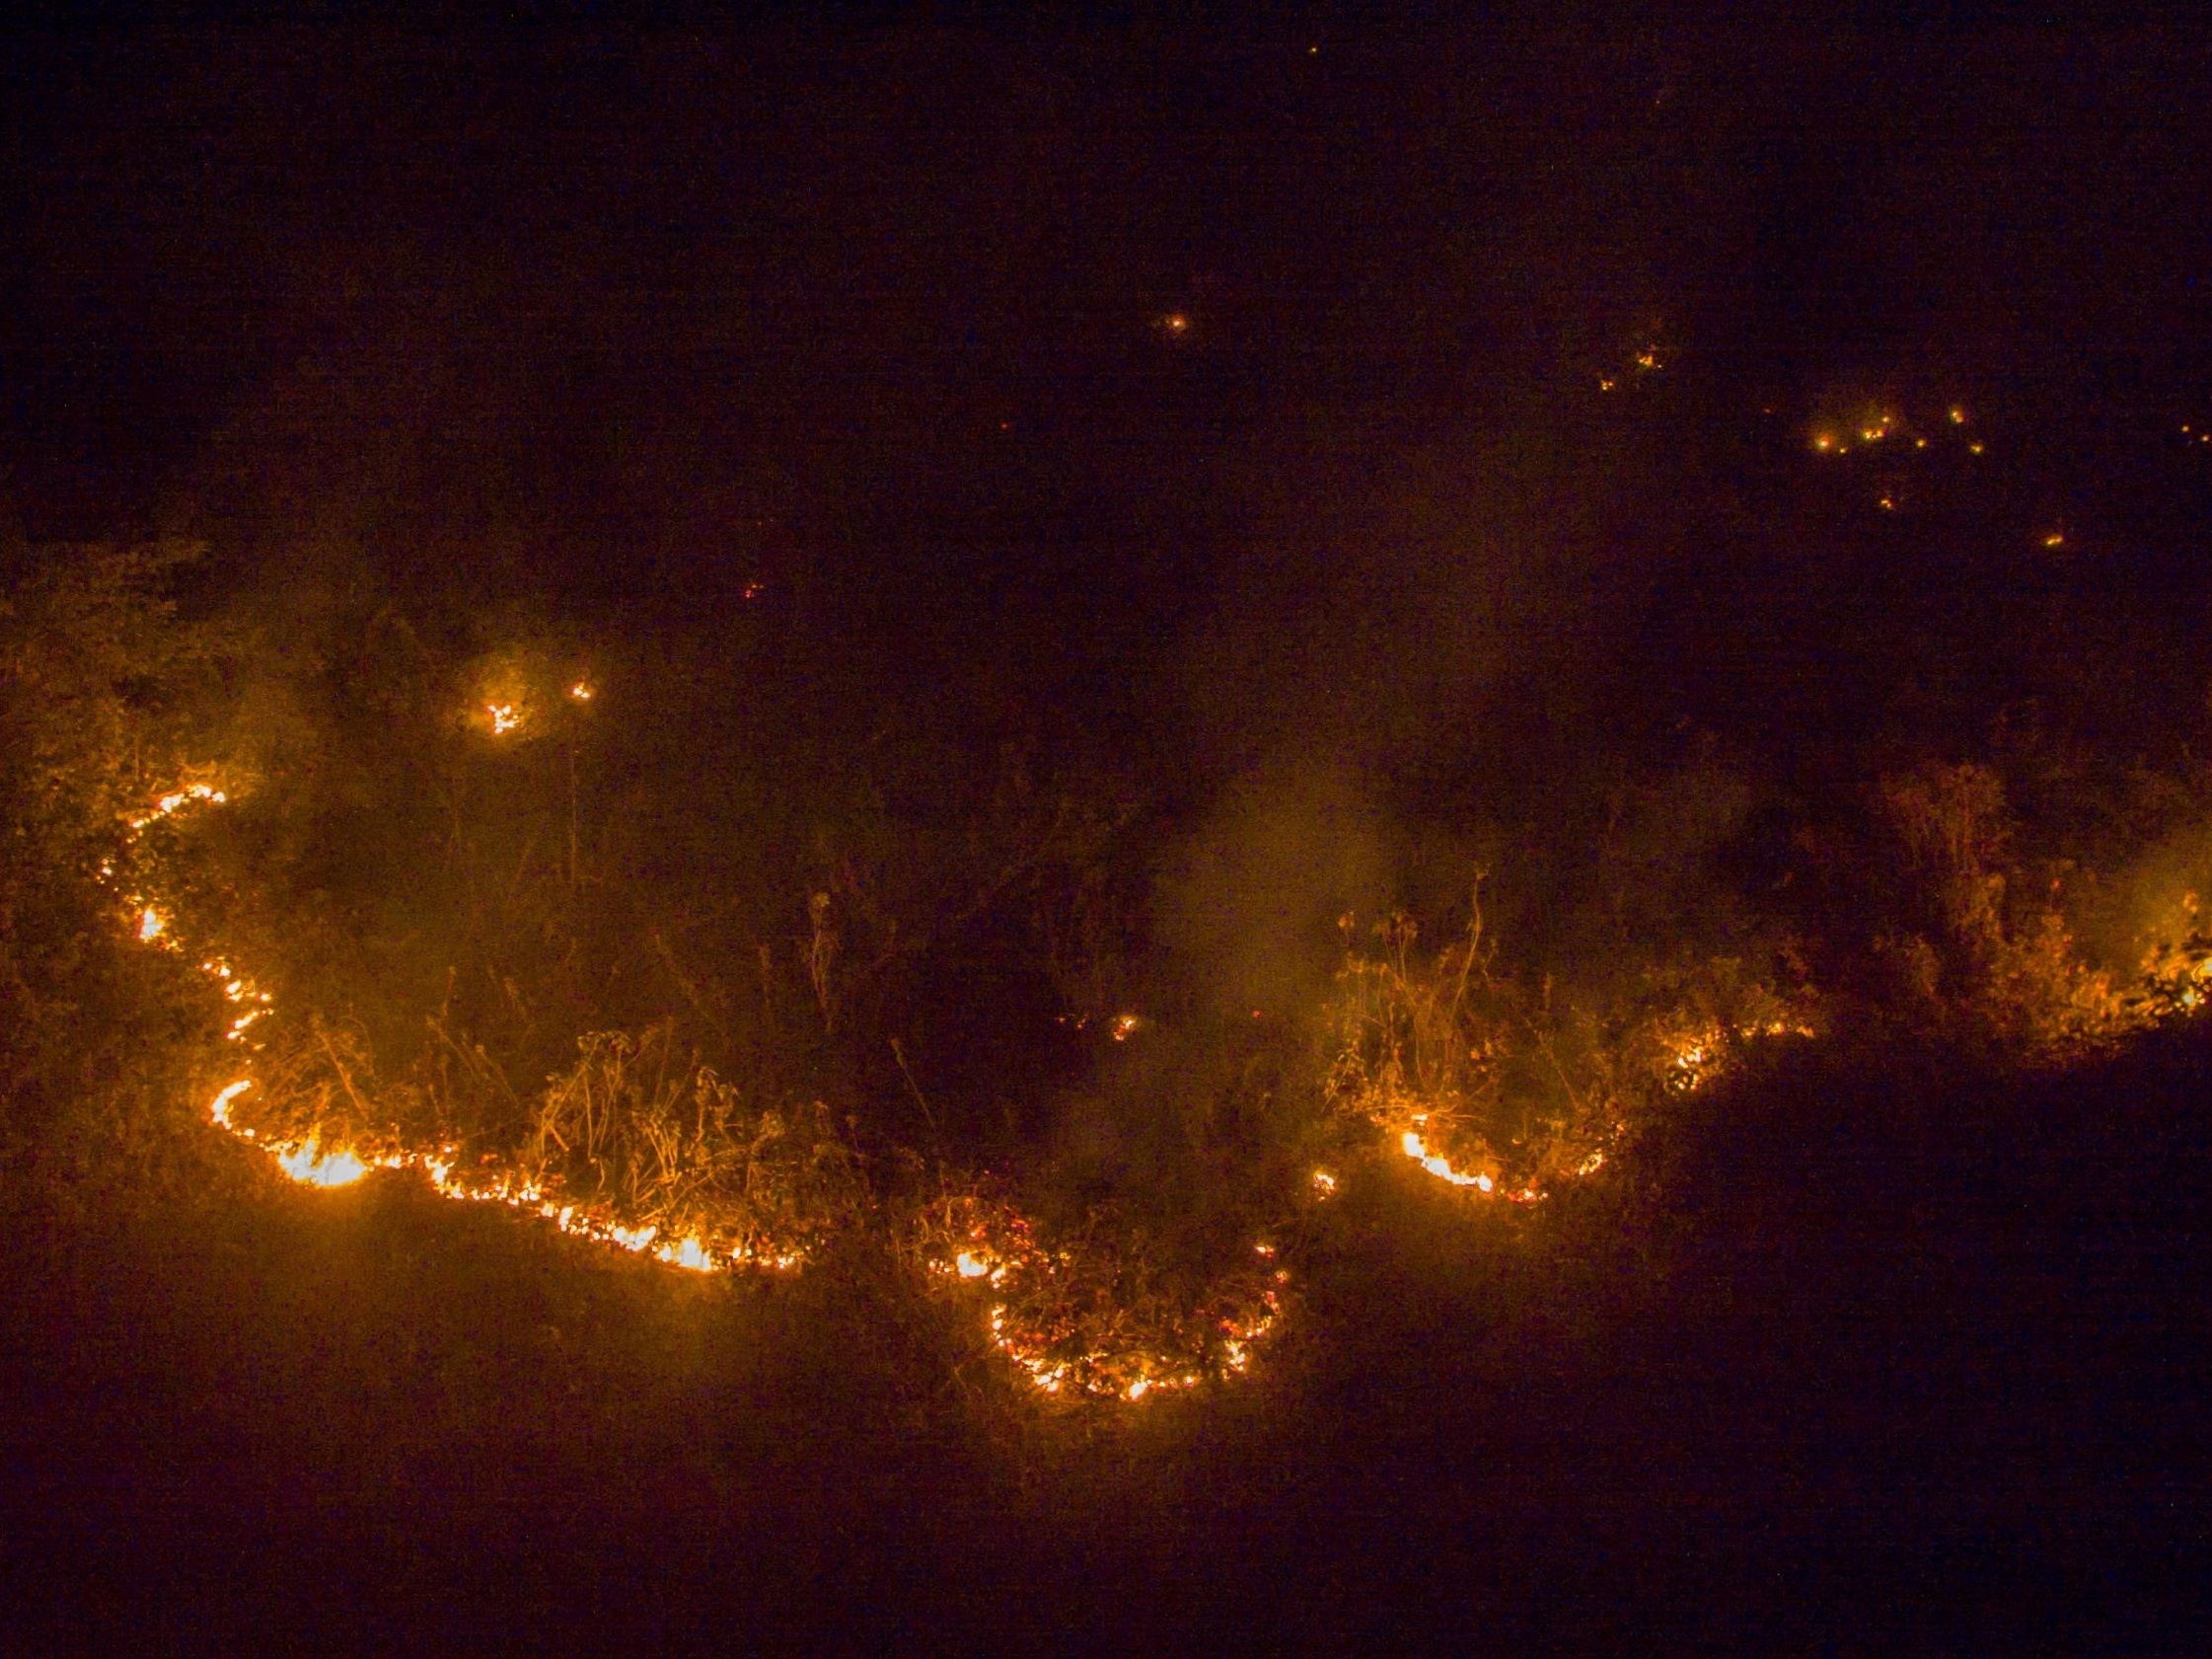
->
[9,24,2212,520]
[7,21,2210,809]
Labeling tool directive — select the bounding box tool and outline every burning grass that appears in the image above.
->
[1324,884,1818,1205]
[59,564,2212,1415]
[911,1188,1293,1400]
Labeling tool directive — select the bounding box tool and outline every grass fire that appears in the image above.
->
[4,20,2210,1656]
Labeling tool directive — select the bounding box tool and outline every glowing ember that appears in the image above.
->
[1110,1013,1141,1041]
[138,907,165,942]
[936,1197,1289,1400]
[569,682,593,702]
[128,783,227,829]
[1311,1169,1339,1197]
[487,703,521,734]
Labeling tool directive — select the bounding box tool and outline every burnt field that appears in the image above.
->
[6,20,2212,1654]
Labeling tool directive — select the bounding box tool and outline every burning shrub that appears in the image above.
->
[1326,882,1816,1197]
[1876,761,2130,1054]
[1325,893,1608,1194]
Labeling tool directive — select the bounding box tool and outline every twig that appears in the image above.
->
[890,1037,938,1137]
[313,1016,374,1123]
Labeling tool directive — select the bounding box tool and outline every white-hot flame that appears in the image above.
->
[209,1079,255,1128]
[275,1141,369,1187]
[1399,1127,1492,1191]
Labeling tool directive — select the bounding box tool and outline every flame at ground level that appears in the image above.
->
[275,1141,370,1187]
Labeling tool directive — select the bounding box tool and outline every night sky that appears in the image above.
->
[12,23,2212,788]
[12,27,2212,516]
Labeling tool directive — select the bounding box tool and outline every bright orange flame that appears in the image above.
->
[129,768,1287,1402]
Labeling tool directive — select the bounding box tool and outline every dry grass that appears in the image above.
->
[1325,881,1817,1190]
[521,1021,868,1255]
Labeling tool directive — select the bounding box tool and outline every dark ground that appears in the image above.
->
[5,1020,2206,1656]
